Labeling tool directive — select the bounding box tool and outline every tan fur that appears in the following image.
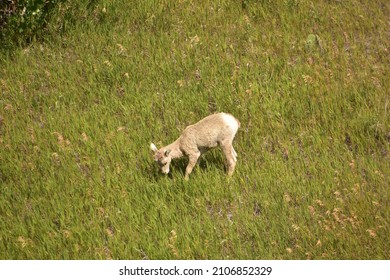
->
[151,112,240,180]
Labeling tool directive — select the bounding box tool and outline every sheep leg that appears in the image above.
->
[221,140,236,176]
[232,147,237,162]
[185,151,200,180]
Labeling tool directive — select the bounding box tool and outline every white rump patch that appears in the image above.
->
[222,113,239,133]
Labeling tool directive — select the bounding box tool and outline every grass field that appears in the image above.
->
[0,0,389,259]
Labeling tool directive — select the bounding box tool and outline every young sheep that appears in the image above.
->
[150,112,240,180]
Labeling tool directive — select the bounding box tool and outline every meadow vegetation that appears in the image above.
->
[0,0,389,259]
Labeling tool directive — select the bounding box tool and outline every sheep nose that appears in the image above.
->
[162,168,169,174]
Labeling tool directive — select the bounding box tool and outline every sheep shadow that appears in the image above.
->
[146,149,227,182]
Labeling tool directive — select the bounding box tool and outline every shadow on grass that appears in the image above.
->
[144,150,227,182]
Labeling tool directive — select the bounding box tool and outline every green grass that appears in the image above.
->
[0,0,389,259]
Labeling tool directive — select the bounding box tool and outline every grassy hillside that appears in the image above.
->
[0,0,389,259]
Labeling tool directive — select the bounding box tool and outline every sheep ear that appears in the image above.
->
[164,149,171,157]
[150,143,158,152]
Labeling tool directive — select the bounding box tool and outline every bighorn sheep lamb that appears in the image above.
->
[150,112,240,180]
